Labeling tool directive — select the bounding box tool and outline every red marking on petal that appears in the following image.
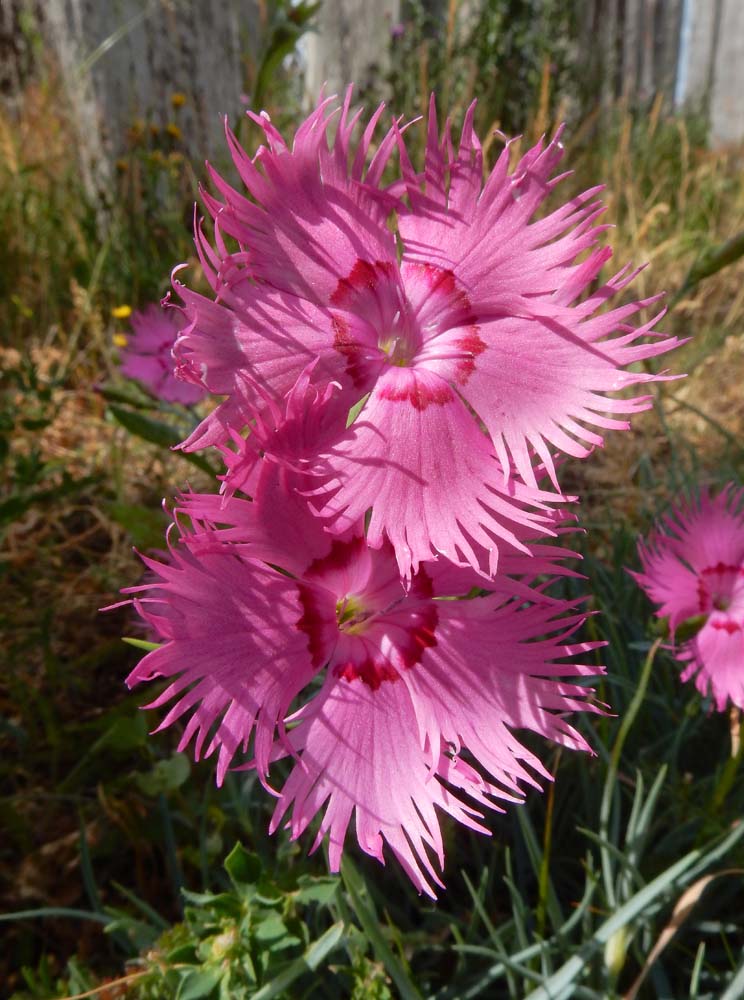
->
[423,263,456,295]
[407,621,438,659]
[296,583,335,668]
[331,258,395,307]
[304,535,366,581]
[378,377,453,410]
[711,619,741,635]
[334,656,400,690]
[697,578,710,614]
[331,313,368,388]
[418,263,476,319]
[702,562,740,576]
[391,599,439,669]
[332,567,438,689]
[331,313,351,342]
[454,325,487,385]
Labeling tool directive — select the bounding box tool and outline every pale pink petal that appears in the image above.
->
[269,675,449,897]
[682,618,744,711]
[402,597,603,789]
[318,366,561,578]
[173,281,355,450]
[448,309,673,488]
[393,104,679,487]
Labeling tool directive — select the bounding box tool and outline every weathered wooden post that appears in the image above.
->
[303,0,401,105]
[1,0,261,195]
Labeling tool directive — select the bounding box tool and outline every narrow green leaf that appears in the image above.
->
[109,405,216,475]
[251,921,345,1000]
[524,821,744,1000]
[341,858,422,1000]
[97,382,159,409]
[0,907,110,924]
[122,637,162,652]
[599,638,661,907]
[111,880,170,931]
[674,229,744,304]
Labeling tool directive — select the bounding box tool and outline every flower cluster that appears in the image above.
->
[633,485,744,712]
[122,91,679,895]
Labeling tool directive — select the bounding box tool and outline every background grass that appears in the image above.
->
[2,3,744,997]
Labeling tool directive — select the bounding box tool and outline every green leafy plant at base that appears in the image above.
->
[118,843,342,1000]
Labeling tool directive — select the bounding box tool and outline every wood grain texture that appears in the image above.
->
[3,0,259,192]
[303,0,400,104]
[710,0,744,146]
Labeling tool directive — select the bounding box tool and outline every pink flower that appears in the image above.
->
[632,485,744,711]
[120,304,206,405]
[172,90,680,578]
[125,475,603,897]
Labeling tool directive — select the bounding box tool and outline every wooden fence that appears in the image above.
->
[585,0,744,145]
[1,0,743,196]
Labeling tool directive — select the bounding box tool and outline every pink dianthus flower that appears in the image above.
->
[632,485,744,711]
[172,89,680,578]
[126,472,603,896]
[120,304,206,405]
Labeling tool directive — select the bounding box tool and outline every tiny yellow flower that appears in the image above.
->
[113,333,128,348]
[170,92,187,108]
[165,122,182,141]
[111,305,132,319]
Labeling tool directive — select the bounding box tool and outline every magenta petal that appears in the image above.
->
[125,543,325,784]
[175,469,338,580]
[633,485,744,711]
[120,304,206,405]
[270,675,454,898]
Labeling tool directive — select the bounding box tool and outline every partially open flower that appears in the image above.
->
[632,485,744,711]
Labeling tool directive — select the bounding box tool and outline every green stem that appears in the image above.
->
[599,638,662,907]
[710,709,744,815]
